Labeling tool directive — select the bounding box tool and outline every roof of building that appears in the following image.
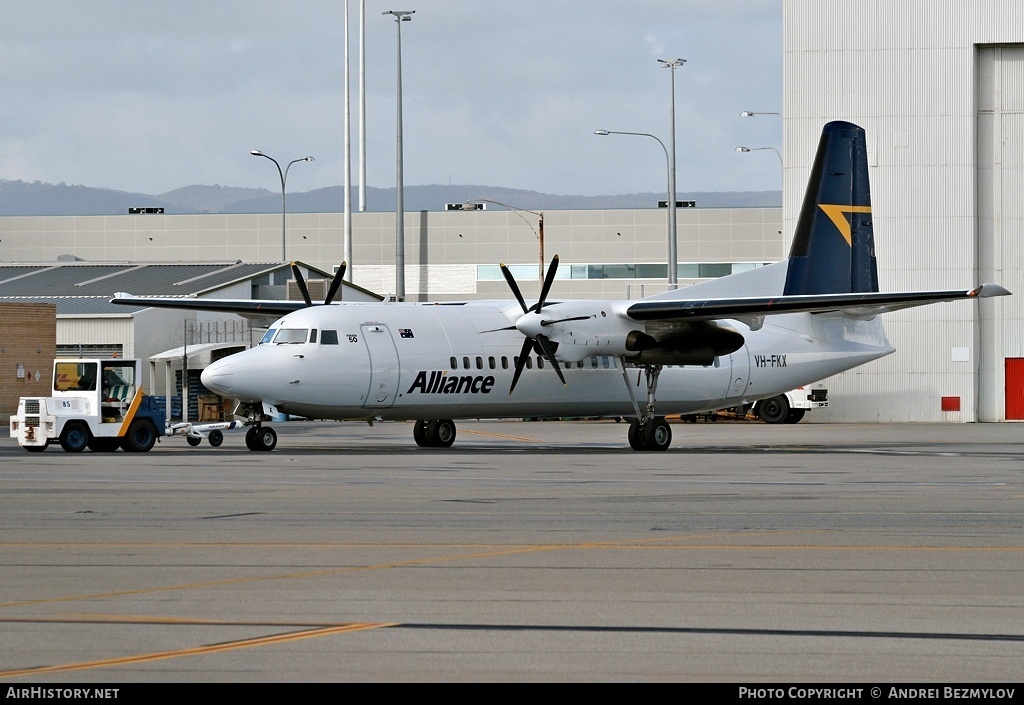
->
[0,261,378,315]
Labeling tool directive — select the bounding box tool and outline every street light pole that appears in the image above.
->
[659,58,685,289]
[466,199,545,282]
[384,9,414,301]
[250,151,314,261]
[594,129,674,289]
[736,146,784,169]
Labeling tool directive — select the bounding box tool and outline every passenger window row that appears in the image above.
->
[448,355,616,371]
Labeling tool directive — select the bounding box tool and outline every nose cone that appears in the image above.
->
[201,358,234,395]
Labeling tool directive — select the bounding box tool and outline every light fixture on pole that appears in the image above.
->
[249,150,314,261]
[384,9,414,302]
[658,58,685,290]
[594,129,675,289]
[739,111,782,118]
[465,199,545,283]
[736,146,783,168]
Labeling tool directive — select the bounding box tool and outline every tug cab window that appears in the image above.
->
[54,361,99,392]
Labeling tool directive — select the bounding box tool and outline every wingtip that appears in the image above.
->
[972,283,1012,298]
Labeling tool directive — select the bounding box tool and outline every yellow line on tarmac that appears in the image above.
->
[459,428,545,442]
[0,623,395,678]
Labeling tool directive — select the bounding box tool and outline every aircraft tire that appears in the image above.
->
[59,421,90,453]
[783,409,806,424]
[640,417,672,452]
[122,420,157,453]
[186,436,202,447]
[413,420,431,447]
[252,426,277,452]
[88,437,121,452]
[758,395,790,424]
[627,419,644,450]
[208,430,224,447]
[433,419,456,448]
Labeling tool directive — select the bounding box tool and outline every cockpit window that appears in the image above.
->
[259,329,277,345]
[274,329,309,344]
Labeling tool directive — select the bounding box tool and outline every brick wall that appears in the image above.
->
[0,304,57,416]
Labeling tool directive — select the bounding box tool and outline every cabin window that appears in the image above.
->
[537,356,545,369]
[321,330,339,345]
[259,329,277,345]
[274,329,308,344]
[463,356,470,369]
[450,356,457,369]
[476,356,483,370]
[488,356,496,370]
[501,356,509,369]
[590,357,599,369]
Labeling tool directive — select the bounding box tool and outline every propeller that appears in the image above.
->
[499,255,569,394]
[291,262,347,307]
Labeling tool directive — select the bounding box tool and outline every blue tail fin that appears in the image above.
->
[784,121,878,296]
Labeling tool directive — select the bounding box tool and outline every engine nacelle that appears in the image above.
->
[626,322,745,366]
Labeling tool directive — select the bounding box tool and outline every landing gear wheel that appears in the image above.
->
[413,420,430,447]
[186,436,202,447]
[758,395,790,424]
[121,420,157,452]
[208,430,224,447]
[88,437,121,452]
[627,419,643,450]
[250,426,277,452]
[433,419,456,448]
[641,417,672,451]
[59,421,90,453]
[245,426,258,451]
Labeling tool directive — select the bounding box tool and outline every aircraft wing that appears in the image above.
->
[626,284,1011,325]
[111,293,307,316]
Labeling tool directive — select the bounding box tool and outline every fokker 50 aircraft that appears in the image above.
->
[113,122,1009,452]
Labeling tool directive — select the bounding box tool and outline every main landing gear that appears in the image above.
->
[413,419,457,448]
[620,360,673,451]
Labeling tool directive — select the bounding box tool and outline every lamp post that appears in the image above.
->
[594,129,675,289]
[249,151,314,261]
[465,199,545,283]
[739,111,781,118]
[658,58,685,289]
[384,9,414,301]
[736,146,783,169]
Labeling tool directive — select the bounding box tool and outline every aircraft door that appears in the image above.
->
[727,345,751,400]
[361,324,401,408]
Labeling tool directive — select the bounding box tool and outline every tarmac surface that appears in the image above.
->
[0,419,1021,682]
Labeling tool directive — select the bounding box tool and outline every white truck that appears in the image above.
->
[752,385,829,424]
[10,358,165,452]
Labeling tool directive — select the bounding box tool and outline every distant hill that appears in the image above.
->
[0,179,781,216]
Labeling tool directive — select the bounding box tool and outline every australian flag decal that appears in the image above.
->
[399,328,414,339]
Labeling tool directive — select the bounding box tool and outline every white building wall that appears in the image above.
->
[785,0,1024,421]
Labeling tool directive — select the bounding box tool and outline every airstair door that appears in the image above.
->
[361,324,401,408]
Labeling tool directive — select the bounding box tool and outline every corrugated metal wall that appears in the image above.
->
[785,0,1024,421]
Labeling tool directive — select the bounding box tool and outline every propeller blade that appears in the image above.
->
[535,334,566,387]
[535,254,560,313]
[540,315,592,327]
[290,263,313,307]
[500,263,529,314]
[508,337,534,394]
[480,325,519,334]
[323,262,347,305]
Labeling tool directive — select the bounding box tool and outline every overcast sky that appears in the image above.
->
[0,1,782,198]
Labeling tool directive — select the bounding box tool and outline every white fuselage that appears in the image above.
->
[201,299,894,422]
